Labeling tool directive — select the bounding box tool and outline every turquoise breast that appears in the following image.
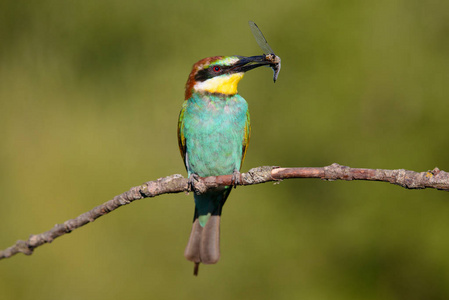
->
[183,93,248,177]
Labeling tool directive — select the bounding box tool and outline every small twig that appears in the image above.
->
[1,163,448,260]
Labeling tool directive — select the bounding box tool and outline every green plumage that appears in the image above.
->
[179,92,250,225]
[180,93,249,177]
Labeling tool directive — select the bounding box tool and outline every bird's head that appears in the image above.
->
[185,55,274,99]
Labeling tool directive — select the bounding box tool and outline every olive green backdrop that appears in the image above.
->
[1,0,449,299]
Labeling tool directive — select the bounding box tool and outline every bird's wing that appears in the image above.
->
[177,101,188,168]
[241,110,251,167]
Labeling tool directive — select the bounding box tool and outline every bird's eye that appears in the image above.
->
[213,66,221,72]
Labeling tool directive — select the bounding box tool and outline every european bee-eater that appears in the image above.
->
[178,55,278,275]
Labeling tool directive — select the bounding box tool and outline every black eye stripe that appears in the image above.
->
[194,65,232,82]
[194,68,211,82]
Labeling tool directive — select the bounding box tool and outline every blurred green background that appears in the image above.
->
[1,0,449,299]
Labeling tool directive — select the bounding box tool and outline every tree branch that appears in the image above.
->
[1,163,448,260]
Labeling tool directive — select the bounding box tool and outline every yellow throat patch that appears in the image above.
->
[194,73,244,95]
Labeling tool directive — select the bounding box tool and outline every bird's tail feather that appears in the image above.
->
[185,189,230,275]
[184,215,221,272]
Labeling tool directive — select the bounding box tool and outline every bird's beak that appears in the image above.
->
[233,55,281,82]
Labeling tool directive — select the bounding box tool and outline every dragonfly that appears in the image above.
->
[248,21,281,82]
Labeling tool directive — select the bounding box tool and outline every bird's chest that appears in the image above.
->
[183,95,248,176]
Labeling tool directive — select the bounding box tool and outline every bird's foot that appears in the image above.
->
[188,173,200,193]
[189,173,207,194]
[231,169,242,189]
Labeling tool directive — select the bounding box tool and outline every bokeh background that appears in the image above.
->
[1,0,449,299]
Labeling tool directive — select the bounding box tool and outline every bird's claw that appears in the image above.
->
[189,173,207,194]
[231,169,242,189]
[188,173,200,193]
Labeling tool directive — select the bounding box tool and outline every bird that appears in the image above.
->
[177,55,277,275]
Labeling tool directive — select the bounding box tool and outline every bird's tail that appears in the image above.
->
[184,215,221,274]
[184,189,230,275]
